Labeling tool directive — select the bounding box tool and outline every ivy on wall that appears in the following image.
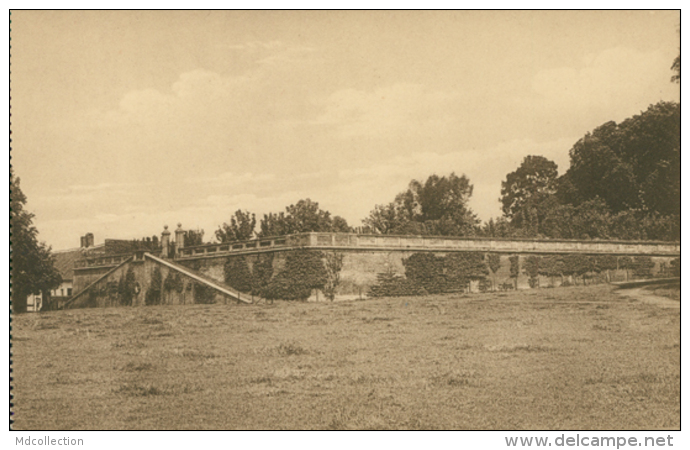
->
[252,253,274,296]
[403,252,447,294]
[368,271,425,297]
[632,256,655,279]
[193,282,216,304]
[145,267,162,305]
[370,251,489,297]
[523,256,540,288]
[509,255,520,289]
[117,267,137,306]
[323,252,344,301]
[222,250,333,301]
[264,250,328,301]
[671,257,680,277]
[224,256,254,293]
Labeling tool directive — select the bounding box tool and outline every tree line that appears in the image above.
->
[11,54,679,311]
[208,100,679,244]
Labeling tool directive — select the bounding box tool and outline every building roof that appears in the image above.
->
[53,248,85,281]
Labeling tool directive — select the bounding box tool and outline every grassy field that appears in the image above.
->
[12,284,679,430]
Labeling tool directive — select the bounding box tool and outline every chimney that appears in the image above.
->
[161,225,171,258]
[80,233,94,248]
[175,223,185,255]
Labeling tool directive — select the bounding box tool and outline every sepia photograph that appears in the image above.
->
[9,10,680,434]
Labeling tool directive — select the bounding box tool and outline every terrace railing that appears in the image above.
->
[174,232,680,259]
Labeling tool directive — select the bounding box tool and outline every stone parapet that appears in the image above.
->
[174,232,680,260]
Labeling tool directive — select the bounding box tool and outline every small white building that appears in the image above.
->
[25,233,102,312]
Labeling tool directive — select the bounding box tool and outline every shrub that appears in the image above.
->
[632,256,655,279]
[252,253,274,296]
[118,267,137,306]
[403,252,447,294]
[224,256,253,293]
[523,256,540,288]
[193,282,216,304]
[368,271,425,297]
[509,255,520,288]
[263,250,327,301]
[145,267,162,305]
[671,257,680,277]
[323,252,344,301]
[444,252,489,291]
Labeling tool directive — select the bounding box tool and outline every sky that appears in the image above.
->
[10,10,680,250]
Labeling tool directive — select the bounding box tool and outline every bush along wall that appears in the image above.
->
[671,257,680,277]
[224,256,254,293]
[223,250,332,301]
[527,254,660,287]
[369,251,489,297]
[263,250,328,301]
[145,267,163,305]
[193,282,216,304]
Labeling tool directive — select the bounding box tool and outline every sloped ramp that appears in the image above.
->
[62,256,134,309]
[144,253,259,304]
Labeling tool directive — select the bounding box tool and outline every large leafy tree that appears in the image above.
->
[363,172,479,236]
[560,102,679,216]
[185,229,205,246]
[10,171,62,313]
[216,210,256,242]
[671,54,680,83]
[500,155,559,233]
[259,199,351,237]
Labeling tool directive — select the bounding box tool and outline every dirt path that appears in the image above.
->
[616,287,680,309]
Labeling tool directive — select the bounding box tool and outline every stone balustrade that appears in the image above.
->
[172,232,680,260]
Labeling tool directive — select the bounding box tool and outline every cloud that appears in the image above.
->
[530,46,679,116]
[311,83,462,138]
[333,137,575,223]
[184,171,276,187]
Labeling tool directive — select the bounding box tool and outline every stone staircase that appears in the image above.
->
[144,253,262,304]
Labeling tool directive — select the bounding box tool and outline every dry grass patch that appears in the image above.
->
[11,284,679,430]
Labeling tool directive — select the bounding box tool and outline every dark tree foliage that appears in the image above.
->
[618,256,633,280]
[500,155,559,231]
[323,252,344,301]
[263,250,327,301]
[185,229,205,247]
[444,253,489,289]
[509,255,520,279]
[493,102,680,241]
[224,256,254,293]
[105,238,159,254]
[540,198,613,240]
[10,171,62,312]
[538,256,566,285]
[216,210,256,243]
[193,283,216,304]
[561,102,679,216]
[523,256,541,287]
[259,199,350,237]
[145,267,163,305]
[118,267,137,306]
[632,256,655,279]
[486,253,502,291]
[252,253,274,297]
[368,271,425,297]
[403,252,447,294]
[331,216,352,233]
[163,272,183,294]
[671,54,680,84]
[364,173,480,236]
